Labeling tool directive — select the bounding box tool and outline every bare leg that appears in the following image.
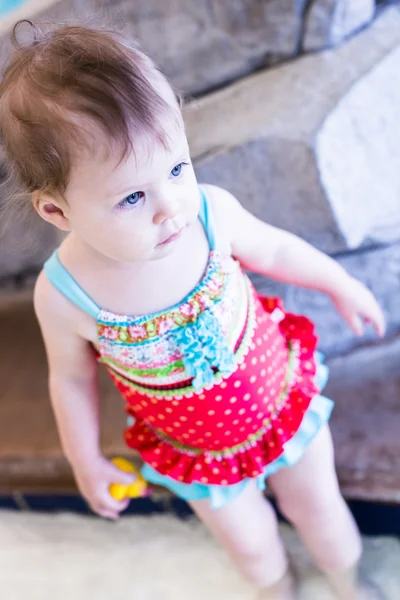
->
[189,480,295,598]
[268,425,383,599]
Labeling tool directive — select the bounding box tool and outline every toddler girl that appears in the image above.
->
[0,23,386,600]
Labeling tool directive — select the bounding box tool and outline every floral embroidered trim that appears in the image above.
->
[107,279,257,399]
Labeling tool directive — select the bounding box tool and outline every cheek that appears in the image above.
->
[189,189,201,219]
[181,179,201,215]
[99,227,153,262]
[118,218,164,260]
[76,209,151,255]
[107,218,153,251]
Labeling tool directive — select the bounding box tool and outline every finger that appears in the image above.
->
[351,314,364,337]
[114,497,130,512]
[95,495,128,518]
[105,462,137,486]
[99,489,131,513]
[96,508,120,521]
[372,306,386,337]
[364,317,386,338]
[362,302,386,337]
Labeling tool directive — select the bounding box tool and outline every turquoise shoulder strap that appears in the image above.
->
[198,187,217,251]
[44,252,101,319]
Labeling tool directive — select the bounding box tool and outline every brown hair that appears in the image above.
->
[0,22,181,199]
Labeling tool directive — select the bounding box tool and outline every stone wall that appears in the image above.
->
[0,0,399,359]
[0,0,378,95]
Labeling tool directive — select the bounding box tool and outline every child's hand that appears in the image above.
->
[330,276,386,337]
[73,454,136,520]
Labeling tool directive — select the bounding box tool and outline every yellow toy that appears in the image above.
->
[109,457,148,501]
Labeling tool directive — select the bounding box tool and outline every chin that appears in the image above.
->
[152,243,176,261]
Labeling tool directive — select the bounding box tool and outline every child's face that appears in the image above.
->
[48,120,200,264]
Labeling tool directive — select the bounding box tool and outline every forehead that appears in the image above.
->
[69,114,187,192]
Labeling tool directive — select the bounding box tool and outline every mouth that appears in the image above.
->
[158,227,185,247]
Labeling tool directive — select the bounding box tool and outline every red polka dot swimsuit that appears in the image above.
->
[44,187,333,506]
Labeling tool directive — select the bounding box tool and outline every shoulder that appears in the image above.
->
[34,270,73,330]
[34,270,61,320]
[199,184,243,251]
[34,270,96,343]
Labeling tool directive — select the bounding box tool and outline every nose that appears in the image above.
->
[152,187,180,225]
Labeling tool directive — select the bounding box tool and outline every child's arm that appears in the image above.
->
[34,272,135,519]
[207,185,385,336]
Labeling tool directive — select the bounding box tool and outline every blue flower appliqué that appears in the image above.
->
[174,310,235,390]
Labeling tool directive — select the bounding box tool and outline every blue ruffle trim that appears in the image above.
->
[141,352,333,509]
[174,310,235,390]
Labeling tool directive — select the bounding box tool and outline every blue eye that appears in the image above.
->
[170,163,184,177]
[118,191,144,209]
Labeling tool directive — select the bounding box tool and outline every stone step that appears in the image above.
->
[0,291,131,493]
[326,335,400,503]
[1,293,399,502]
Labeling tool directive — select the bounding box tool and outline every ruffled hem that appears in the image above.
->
[124,298,325,486]
[142,389,333,508]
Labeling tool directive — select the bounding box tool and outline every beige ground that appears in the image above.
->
[0,510,399,600]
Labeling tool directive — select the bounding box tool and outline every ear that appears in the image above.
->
[32,191,71,232]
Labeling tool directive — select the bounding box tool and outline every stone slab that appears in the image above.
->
[188,8,400,253]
